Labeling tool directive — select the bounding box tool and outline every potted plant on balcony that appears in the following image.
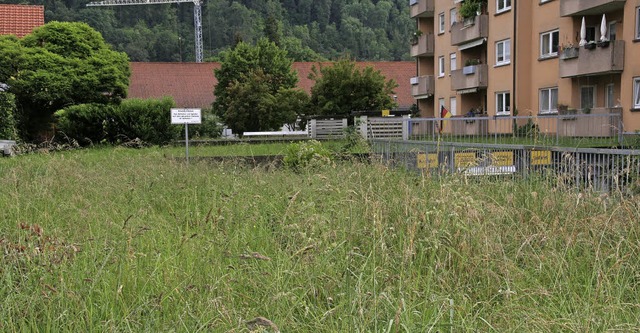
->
[560,44,579,60]
[459,0,486,26]
[410,30,422,46]
[584,40,596,50]
[463,59,481,75]
[597,39,610,48]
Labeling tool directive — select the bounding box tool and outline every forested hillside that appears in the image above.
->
[3,0,414,62]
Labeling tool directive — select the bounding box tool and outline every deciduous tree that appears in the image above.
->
[308,59,398,117]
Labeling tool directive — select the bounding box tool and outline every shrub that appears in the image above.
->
[283,140,334,170]
[55,103,116,145]
[0,92,18,140]
[109,97,180,145]
[188,108,223,139]
[55,97,182,146]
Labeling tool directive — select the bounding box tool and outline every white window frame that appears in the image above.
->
[450,8,457,27]
[634,77,640,109]
[495,39,511,66]
[539,87,559,114]
[497,0,511,13]
[450,97,457,116]
[438,56,445,77]
[439,12,445,34]
[450,53,457,72]
[605,83,615,108]
[496,91,511,115]
[636,7,640,40]
[438,98,445,115]
[540,29,559,58]
[580,85,596,111]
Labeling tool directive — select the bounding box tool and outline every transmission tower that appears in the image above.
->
[87,0,203,63]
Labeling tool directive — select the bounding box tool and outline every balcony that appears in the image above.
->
[559,40,624,78]
[411,75,435,99]
[410,0,435,18]
[451,65,488,91]
[560,0,626,16]
[451,15,488,46]
[410,33,434,57]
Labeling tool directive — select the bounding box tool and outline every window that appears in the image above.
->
[540,30,559,58]
[580,86,596,111]
[438,56,445,77]
[497,0,511,13]
[608,21,617,41]
[496,39,511,65]
[636,7,640,40]
[585,26,596,43]
[450,53,457,71]
[439,12,445,34]
[450,8,457,26]
[605,84,615,108]
[496,92,510,115]
[539,87,558,114]
[450,97,457,116]
[438,98,445,115]
[634,78,640,109]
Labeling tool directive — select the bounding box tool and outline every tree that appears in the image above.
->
[0,22,130,141]
[212,38,298,135]
[308,59,398,117]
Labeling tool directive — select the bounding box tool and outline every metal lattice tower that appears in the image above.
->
[87,0,203,63]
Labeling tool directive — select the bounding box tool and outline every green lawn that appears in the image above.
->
[1,146,639,332]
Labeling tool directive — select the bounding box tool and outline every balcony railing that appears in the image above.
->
[451,15,488,46]
[410,0,435,18]
[411,75,435,98]
[451,64,488,91]
[559,40,624,78]
[560,0,626,17]
[410,33,434,57]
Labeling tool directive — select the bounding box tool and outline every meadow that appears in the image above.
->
[1,145,639,332]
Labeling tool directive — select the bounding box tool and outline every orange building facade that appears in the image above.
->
[411,0,640,133]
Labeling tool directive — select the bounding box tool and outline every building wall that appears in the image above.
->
[412,0,640,133]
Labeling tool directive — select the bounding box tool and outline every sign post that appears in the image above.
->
[171,108,201,163]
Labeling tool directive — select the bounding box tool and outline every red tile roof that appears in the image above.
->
[0,4,44,38]
[129,61,415,109]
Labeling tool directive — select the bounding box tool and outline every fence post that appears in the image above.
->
[617,113,623,146]
[309,119,317,139]
[402,115,410,141]
[358,116,368,139]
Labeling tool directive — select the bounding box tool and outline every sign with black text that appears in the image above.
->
[171,108,202,124]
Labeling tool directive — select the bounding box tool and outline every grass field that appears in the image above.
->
[1,146,639,332]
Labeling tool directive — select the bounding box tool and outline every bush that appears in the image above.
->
[109,97,180,145]
[188,108,223,139]
[55,97,182,146]
[283,140,334,170]
[55,103,116,145]
[0,92,18,140]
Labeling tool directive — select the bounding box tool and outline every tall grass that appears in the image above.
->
[1,147,639,332]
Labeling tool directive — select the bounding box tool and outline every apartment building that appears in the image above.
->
[411,0,640,133]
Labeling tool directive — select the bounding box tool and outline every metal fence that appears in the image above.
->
[370,139,640,194]
[362,112,623,147]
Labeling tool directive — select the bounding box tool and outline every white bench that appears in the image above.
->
[242,131,309,139]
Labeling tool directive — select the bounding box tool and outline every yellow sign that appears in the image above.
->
[417,152,438,169]
[382,109,390,117]
[531,150,552,166]
[455,152,477,168]
[492,151,514,166]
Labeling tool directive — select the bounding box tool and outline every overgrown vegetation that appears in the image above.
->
[0,92,18,140]
[1,147,639,331]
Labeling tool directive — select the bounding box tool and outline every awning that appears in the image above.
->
[457,88,478,95]
[458,38,486,51]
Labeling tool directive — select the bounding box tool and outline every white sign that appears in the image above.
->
[171,108,202,124]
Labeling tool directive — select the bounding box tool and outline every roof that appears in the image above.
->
[128,61,416,109]
[0,4,44,38]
